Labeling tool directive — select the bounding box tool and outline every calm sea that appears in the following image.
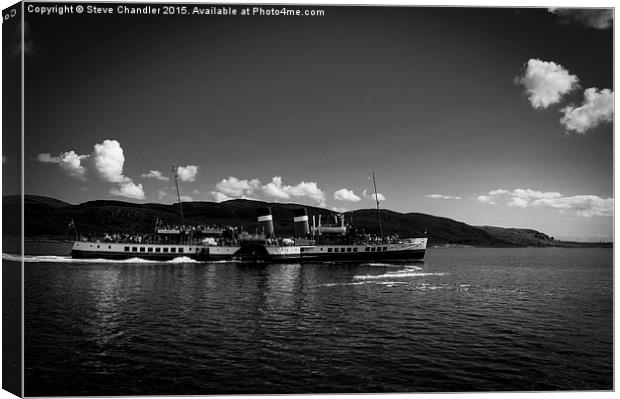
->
[13,244,614,395]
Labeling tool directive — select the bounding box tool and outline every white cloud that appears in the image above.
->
[211,191,232,203]
[334,188,361,202]
[262,176,290,199]
[489,189,511,196]
[110,182,145,200]
[560,88,613,134]
[478,188,612,217]
[515,59,579,109]
[549,8,613,29]
[331,206,348,213]
[157,190,168,201]
[93,140,130,183]
[37,150,89,180]
[531,195,613,217]
[261,176,326,206]
[362,189,386,201]
[508,196,529,208]
[426,194,461,200]
[39,140,147,199]
[477,195,496,205]
[142,170,169,181]
[37,153,59,163]
[177,165,198,182]
[92,140,148,199]
[215,176,260,197]
[180,195,193,202]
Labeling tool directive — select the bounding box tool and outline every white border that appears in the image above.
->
[0,2,616,399]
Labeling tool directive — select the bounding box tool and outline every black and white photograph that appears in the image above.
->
[1,0,615,396]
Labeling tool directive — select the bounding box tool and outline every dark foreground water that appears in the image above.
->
[17,245,613,395]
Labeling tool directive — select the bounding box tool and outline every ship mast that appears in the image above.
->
[372,170,383,237]
[172,163,185,226]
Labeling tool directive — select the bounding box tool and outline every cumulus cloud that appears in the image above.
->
[262,176,291,199]
[549,8,613,29]
[38,139,145,200]
[37,150,89,180]
[560,88,613,134]
[477,195,496,205]
[477,188,613,217]
[261,176,326,206]
[92,140,146,199]
[331,206,348,213]
[110,182,145,200]
[426,194,462,200]
[515,59,579,109]
[334,188,361,202]
[362,189,386,201]
[211,191,232,203]
[142,170,169,181]
[179,195,193,202]
[209,176,325,205]
[215,176,260,198]
[93,140,130,183]
[177,165,198,182]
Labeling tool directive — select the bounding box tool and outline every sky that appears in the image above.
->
[2,2,614,241]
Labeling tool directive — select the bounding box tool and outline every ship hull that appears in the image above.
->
[300,249,426,262]
[71,238,428,263]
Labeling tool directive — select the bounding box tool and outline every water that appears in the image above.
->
[16,246,613,395]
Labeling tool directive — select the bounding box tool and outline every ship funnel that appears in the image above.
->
[293,208,310,237]
[257,207,274,238]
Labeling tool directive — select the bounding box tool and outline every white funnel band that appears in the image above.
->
[258,215,273,222]
[293,215,309,223]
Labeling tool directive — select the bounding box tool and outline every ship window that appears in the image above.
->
[354,248,358,252]
[132,247,137,252]
[124,247,130,252]
[328,248,332,253]
[171,248,176,253]
[179,248,184,253]
[108,246,111,249]
[341,248,345,253]
[365,247,370,252]
[148,247,153,252]
[347,248,352,252]
[97,245,100,248]
[155,248,161,253]
[383,247,387,251]
[163,248,169,253]
[140,247,145,252]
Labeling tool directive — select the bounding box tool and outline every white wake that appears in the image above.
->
[2,253,202,264]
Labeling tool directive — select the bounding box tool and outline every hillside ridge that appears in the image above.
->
[2,195,599,247]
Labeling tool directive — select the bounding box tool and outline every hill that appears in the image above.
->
[1,194,592,247]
